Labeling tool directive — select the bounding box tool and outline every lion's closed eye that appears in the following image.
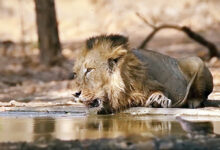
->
[85,68,95,76]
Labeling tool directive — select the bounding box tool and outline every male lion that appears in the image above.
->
[72,34,213,114]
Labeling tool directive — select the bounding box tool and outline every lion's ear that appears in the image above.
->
[108,48,127,71]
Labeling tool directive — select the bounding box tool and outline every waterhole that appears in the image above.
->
[0,111,220,143]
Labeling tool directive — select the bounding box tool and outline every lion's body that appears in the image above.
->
[72,35,213,114]
[133,49,213,108]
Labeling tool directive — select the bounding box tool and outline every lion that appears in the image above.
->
[72,34,213,114]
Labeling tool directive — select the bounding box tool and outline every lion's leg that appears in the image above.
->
[178,57,213,108]
[145,92,172,108]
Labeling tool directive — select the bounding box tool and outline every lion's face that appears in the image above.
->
[72,48,110,110]
[72,35,128,113]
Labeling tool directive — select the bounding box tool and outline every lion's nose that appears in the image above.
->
[73,91,81,98]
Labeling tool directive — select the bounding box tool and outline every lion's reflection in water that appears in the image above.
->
[0,115,218,142]
[53,115,185,140]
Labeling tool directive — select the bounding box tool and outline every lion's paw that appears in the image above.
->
[145,92,172,108]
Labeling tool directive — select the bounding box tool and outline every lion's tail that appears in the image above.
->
[172,72,197,107]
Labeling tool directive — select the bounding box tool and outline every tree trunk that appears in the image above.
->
[34,0,62,65]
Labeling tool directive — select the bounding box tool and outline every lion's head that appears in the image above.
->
[72,35,147,114]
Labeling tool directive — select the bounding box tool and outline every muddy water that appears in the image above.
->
[0,112,220,143]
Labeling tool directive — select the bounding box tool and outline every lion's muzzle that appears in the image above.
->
[87,99,101,108]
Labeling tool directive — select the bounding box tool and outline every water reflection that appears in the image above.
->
[33,118,55,142]
[53,115,180,140]
[0,118,33,142]
[0,115,219,142]
[176,116,214,137]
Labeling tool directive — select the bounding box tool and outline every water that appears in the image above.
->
[0,112,220,143]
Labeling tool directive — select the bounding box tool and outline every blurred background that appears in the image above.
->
[0,0,220,102]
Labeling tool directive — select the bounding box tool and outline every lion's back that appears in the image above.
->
[132,49,188,103]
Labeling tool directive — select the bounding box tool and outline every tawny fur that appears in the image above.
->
[72,34,213,114]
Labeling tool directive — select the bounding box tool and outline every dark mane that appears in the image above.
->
[86,34,128,50]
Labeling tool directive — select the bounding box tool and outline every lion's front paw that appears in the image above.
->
[145,92,172,108]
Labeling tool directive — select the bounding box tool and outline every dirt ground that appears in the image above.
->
[0,0,220,103]
[1,134,220,150]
